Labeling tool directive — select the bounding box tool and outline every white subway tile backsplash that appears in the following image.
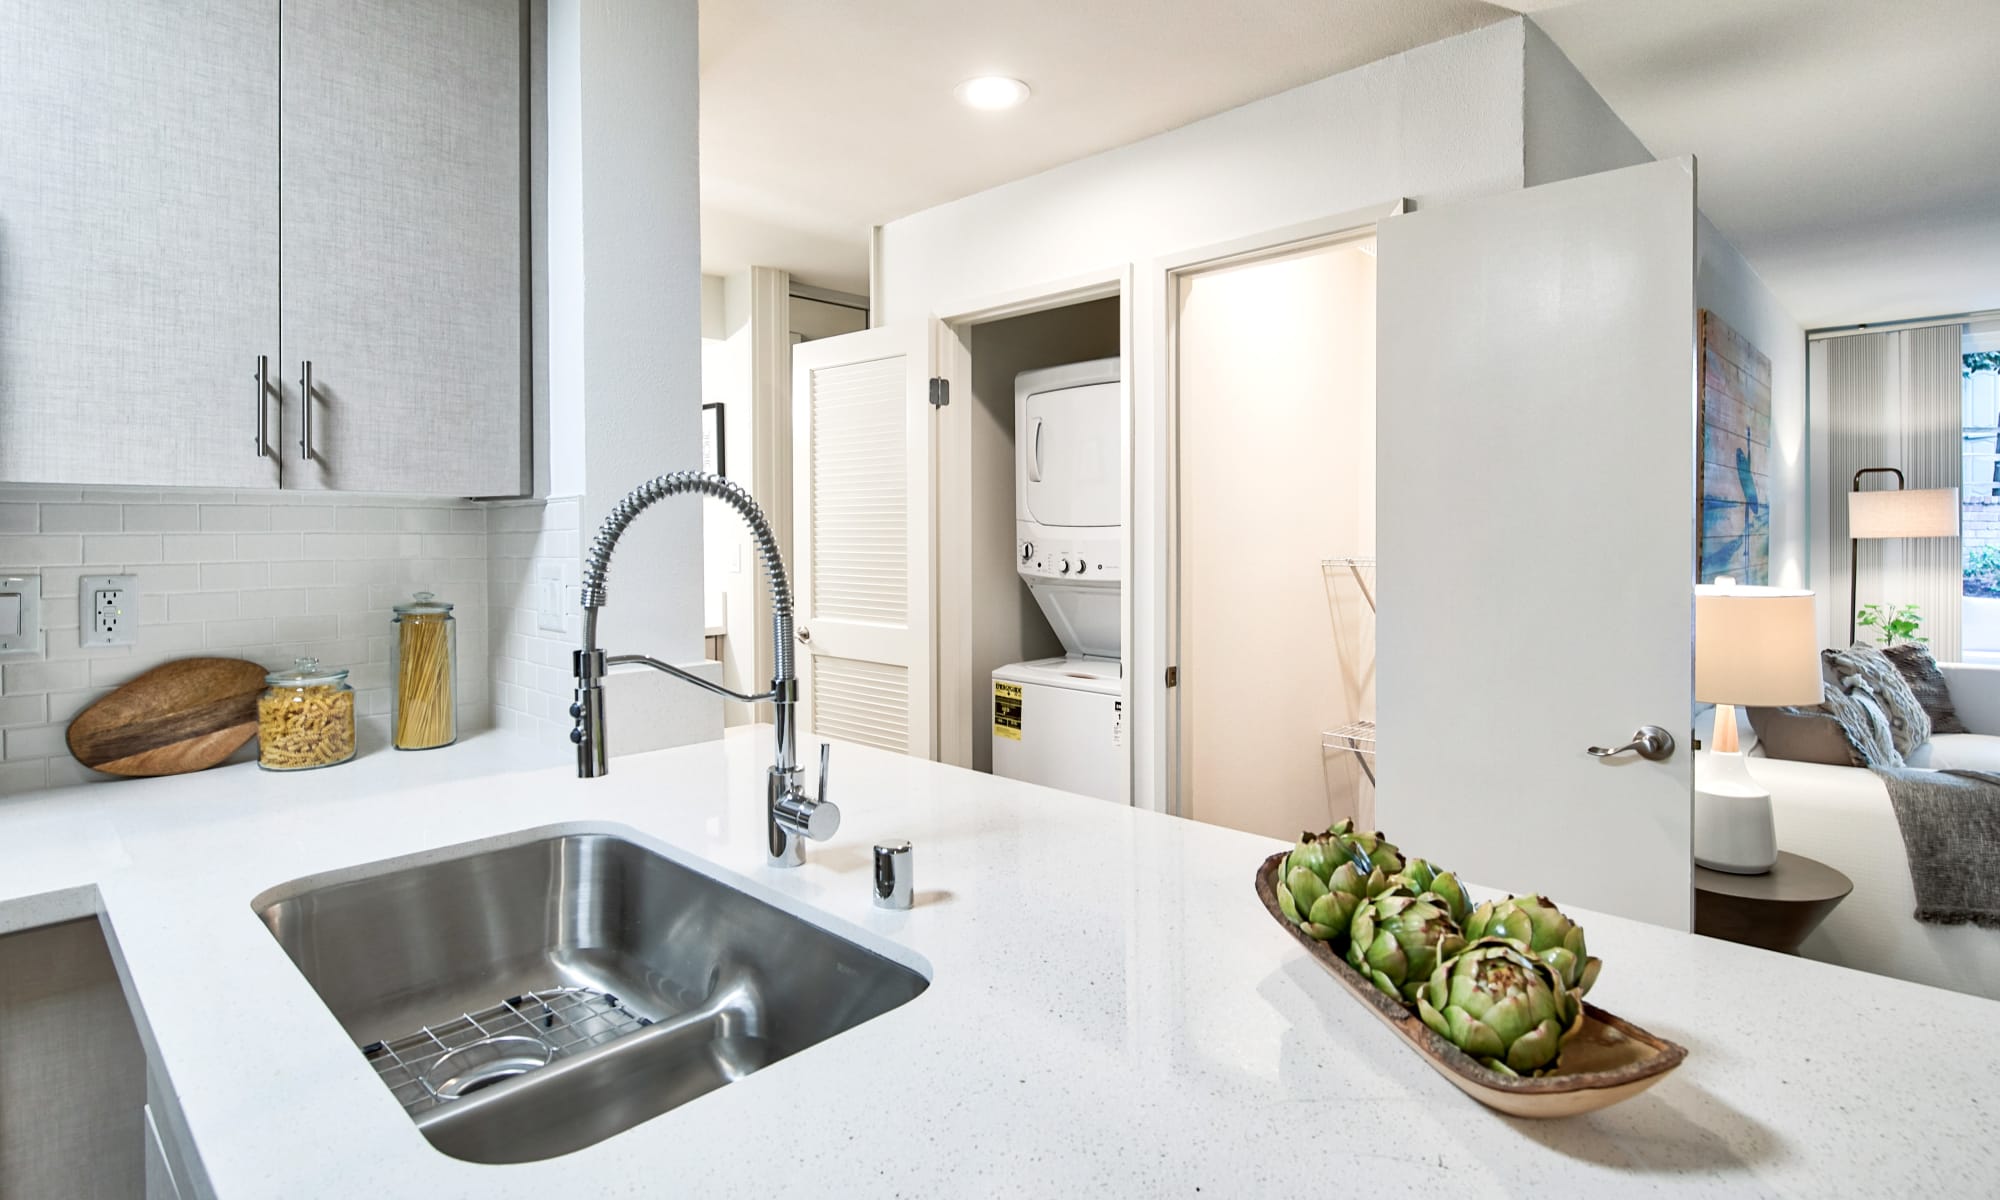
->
[42,503,123,533]
[266,560,336,587]
[201,561,268,590]
[83,533,165,563]
[146,563,205,592]
[121,504,201,532]
[200,505,272,532]
[3,723,69,761]
[0,693,46,727]
[277,614,339,642]
[236,588,307,618]
[204,618,276,648]
[163,533,238,561]
[3,659,89,694]
[334,506,399,532]
[235,532,304,560]
[168,592,239,623]
[0,487,496,796]
[0,535,83,566]
[268,506,335,532]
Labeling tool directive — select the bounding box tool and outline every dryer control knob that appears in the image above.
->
[1021,542,1034,562]
[1074,560,1088,575]
[1058,556,1072,575]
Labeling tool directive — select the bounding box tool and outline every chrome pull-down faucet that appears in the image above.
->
[570,471,838,867]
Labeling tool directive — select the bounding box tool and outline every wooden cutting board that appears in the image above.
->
[66,657,268,776]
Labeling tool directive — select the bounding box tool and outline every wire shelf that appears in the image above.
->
[1320,557,1377,613]
[1321,720,1376,754]
[361,986,652,1118]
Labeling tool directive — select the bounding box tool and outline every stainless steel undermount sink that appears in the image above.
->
[254,831,928,1164]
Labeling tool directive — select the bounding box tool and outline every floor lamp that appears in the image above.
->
[1847,468,1959,645]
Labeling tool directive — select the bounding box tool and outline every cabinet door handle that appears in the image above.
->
[253,355,269,458]
[298,360,313,461]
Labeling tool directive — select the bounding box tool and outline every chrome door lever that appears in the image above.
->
[1587,725,1675,762]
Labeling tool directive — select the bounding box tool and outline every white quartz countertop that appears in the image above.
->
[1,725,1992,1197]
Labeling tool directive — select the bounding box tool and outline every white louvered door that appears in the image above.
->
[791,325,935,757]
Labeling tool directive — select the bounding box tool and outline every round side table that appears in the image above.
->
[1694,852,1853,954]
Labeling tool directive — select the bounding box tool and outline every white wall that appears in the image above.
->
[1521,20,1809,602]
[880,19,1532,810]
[1177,241,1375,839]
[540,0,716,750]
[963,300,1118,772]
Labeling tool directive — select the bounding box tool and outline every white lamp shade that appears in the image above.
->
[1694,584,1822,706]
[1848,487,1959,539]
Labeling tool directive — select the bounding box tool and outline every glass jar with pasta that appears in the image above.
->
[392,591,457,751]
[258,657,356,771]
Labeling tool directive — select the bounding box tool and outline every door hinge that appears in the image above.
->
[1164,666,1179,688]
[928,377,949,408]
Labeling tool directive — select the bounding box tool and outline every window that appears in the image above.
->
[1961,321,2000,662]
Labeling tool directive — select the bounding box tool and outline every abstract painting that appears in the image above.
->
[1699,310,1773,585]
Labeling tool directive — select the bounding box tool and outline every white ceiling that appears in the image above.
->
[701,1,2000,327]
[697,0,1510,293]
[1525,0,2000,328]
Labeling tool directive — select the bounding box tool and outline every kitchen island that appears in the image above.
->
[0,725,1990,1197]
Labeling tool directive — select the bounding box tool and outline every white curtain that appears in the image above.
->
[1826,325,1963,658]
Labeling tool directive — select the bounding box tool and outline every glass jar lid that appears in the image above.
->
[265,655,349,687]
[393,590,454,615]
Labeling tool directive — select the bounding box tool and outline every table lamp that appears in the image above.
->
[1695,582,1821,874]
[1848,469,1958,643]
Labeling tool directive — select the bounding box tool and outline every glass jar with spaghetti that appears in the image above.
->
[258,657,356,771]
[391,591,457,750]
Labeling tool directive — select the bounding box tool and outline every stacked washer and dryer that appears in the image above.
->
[990,358,1125,803]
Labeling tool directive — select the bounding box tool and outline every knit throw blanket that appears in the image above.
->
[1873,767,2000,928]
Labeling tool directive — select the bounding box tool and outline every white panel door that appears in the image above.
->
[791,326,935,757]
[0,0,281,488]
[280,0,524,496]
[1377,159,1697,929]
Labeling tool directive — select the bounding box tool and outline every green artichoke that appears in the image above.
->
[1324,819,1404,878]
[1345,891,1467,1004]
[1276,832,1363,943]
[1464,895,1602,996]
[1389,858,1470,926]
[1418,938,1584,1076]
[1276,824,1409,948]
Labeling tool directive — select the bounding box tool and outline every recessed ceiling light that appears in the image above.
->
[954,76,1030,111]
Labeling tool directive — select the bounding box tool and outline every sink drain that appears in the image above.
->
[423,1036,552,1098]
[360,987,653,1118]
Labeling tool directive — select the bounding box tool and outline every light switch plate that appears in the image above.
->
[0,574,41,655]
[79,574,139,648]
[536,563,566,633]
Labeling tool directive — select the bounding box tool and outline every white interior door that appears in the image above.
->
[1376,159,1697,930]
[791,325,935,756]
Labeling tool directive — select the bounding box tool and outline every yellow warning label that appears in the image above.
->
[993,681,1023,741]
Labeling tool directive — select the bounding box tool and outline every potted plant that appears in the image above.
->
[1856,602,1925,647]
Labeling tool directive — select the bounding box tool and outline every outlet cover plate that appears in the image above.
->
[0,574,42,656]
[79,574,139,648]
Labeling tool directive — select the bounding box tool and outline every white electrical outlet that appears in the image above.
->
[79,574,139,648]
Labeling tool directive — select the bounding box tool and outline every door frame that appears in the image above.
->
[932,266,1134,801]
[1153,201,1407,819]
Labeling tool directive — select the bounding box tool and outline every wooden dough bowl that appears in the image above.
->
[1256,851,1687,1117]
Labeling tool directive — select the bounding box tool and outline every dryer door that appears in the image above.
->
[1022,380,1120,527]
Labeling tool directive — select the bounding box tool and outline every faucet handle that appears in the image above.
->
[772,743,840,842]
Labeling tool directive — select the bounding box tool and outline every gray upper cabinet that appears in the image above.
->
[0,0,526,497]
[0,0,283,489]
[281,0,526,497]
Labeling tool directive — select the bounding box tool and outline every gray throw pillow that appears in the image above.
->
[1881,643,1968,735]
[1825,645,1931,759]
[1823,679,1904,767]
[1748,702,1866,767]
